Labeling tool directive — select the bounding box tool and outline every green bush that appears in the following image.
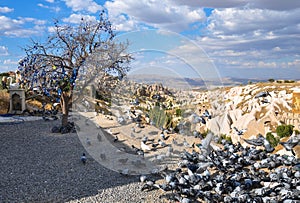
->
[218,133,232,144]
[200,130,210,139]
[276,124,294,138]
[268,78,275,83]
[175,108,182,117]
[266,132,279,147]
[0,73,9,77]
[164,114,173,129]
[284,80,295,83]
[149,106,167,128]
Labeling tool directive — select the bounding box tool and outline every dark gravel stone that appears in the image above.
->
[51,126,60,133]
[0,119,162,203]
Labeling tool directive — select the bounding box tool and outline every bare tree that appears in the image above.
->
[18,11,132,131]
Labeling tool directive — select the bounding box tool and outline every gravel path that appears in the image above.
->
[0,120,164,203]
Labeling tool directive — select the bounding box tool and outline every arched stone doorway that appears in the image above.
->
[9,89,25,114]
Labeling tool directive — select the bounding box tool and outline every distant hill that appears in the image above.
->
[126,74,271,89]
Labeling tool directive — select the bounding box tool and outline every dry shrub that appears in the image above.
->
[0,90,9,114]
[27,99,42,108]
[26,99,54,111]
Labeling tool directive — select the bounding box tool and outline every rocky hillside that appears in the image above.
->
[198,83,300,141]
[97,79,300,143]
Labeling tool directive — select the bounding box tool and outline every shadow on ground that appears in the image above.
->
[0,120,141,202]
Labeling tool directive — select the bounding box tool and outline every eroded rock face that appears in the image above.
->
[98,78,298,145]
[135,86,147,97]
[187,84,299,142]
[132,83,171,98]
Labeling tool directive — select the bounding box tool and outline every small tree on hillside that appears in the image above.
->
[18,11,132,132]
[268,78,275,83]
[266,132,279,147]
[276,124,294,138]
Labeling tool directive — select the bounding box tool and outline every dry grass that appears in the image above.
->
[27,99,43,109]
[26,99,54,111]
[0,90,9,114]
[294,145,300,158]
[255,82,299,94]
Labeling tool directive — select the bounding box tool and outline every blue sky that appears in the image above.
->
[0,0,300,79]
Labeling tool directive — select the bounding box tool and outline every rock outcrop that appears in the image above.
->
[187,84,299,142]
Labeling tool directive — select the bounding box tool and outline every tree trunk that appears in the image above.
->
[60,92,70,127]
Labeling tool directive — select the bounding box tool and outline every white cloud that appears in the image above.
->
[190,6,300,74]
[0,16,23,33]
[63,0,102,13]
[47,26,56,33]
[1,0,299,78]
[0,46,9,56]
[173,0,247,9]
[260,61,277,68]
[173,0,300,11]
[0,16,46,37]
[272,47,281,52]
[3,29,44,38]
[22,17,47,25]
[106,0,299,78]
[0,6,14,13]
[108,13,137,31]
[37,3,61,12]
[287,59,300,67]
[62,14,96,24]
[207,8,300,36]
[105,0,206,32]
[169,42,210,61]
[104,0,299,78]
[247,0,300,11]
[3,59,17,65]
